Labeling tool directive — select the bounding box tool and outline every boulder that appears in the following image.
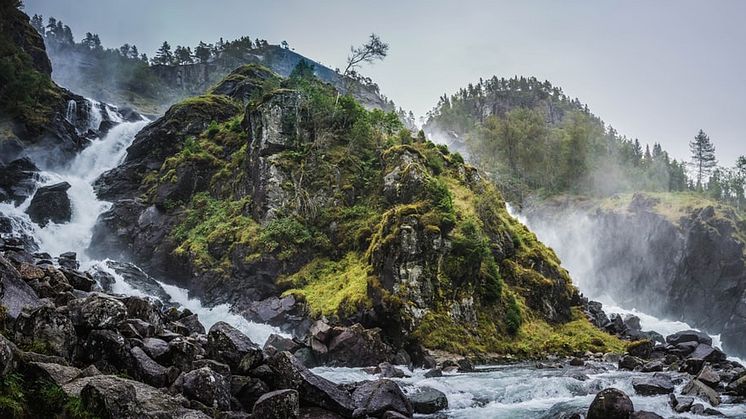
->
[68,293,127,330]
[142,338,169,360]
[175,366,231,410]
[207,321,262,371]
[325,324,393,367]
[232,375,270,410]
[377,362,407,378]
[0,335,15,378]
[666,330,712,346]
[26,182,72,227]
[641,361,663,372]
[70,375,207,418]
[0,255,42,319]
[424,368,442,378]
[688,344,726,362]
[0,157,38,205]
[730,374,746,396]
[252,389,300,419]
[22,361,81,386]
[264,333,301,353]
[408,386,448,414]
[587,388,634,419]
[669,394,694,413]
[14,306,77,359]
[632,373,674,395]
[80,329,130,372]
[351,379,412,417]
[682,379,721,406]
[179,314,206,335]
[697,365,721,388]
[618,355,643,371]
[61,268,96,292]
[122,296,165,331]
[266,351,356,417]
[161,336,205,371]
[627,340,653,359]
[128,346,170,388]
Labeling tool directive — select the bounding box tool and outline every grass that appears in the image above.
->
[280,252,373,318]
[0,374,25,418]
[415,306,627,357]
[172,193,258,270]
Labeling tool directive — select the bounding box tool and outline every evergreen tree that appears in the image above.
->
[129,45,139,60]
[152,41,174,65]
[30,14,44,34]
[194,41,212,63]
[689,129,717,189]
[81,32,96,49]
[174,45,193,64]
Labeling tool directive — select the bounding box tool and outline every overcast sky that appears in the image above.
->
[24,0,746,163]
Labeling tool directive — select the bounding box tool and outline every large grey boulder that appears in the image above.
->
[128,346,170,388]
[587,388,634,419]
[351,379,412,417]
[14,306,77,359]
[207,321,262,371]
[68,293,127,330]
[0,254,42,319]
[632,373,674,395]
[175,366,231,410]
[408,386,448,414]
[267,351,356,417]
[252,389,300,419]
[26,181,72,227]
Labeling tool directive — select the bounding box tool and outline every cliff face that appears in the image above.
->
[524,193,746,358]
[0,4,97,165]
[91,65,621,357]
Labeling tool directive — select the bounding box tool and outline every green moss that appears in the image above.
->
[280,252,373,318]
[172,193,258,270]
[415,306,626,357]
[258,217,325,261]
[21,339,55,355]
[0,374,25,418]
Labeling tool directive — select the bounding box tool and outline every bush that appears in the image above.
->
[506,294,522,335]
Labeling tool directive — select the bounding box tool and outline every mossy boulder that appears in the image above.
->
[96,65,621,358]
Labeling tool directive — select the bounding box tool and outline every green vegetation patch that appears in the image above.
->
[172,192,258,270]
[280,252,373,318]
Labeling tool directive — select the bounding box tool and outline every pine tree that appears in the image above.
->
[194,41,212,63]
[30,14,44,34]
[689,129,717,189]
[152,41,174,65]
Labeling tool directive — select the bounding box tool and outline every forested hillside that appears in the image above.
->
[425,76,694,201]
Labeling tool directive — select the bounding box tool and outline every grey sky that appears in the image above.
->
[24,0,746,164]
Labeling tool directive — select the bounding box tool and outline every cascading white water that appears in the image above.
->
[65,99,77,125]
[505,204,743,363]
[0,108,285,345]
[86,98,103,131]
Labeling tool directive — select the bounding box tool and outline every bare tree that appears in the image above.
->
[343,33,389,77]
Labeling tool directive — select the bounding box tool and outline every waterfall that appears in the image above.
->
[86,98,103,131]
[65,99,77,125]
[0,115,284,345]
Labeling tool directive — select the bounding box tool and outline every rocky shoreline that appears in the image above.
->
[1,235,745,418]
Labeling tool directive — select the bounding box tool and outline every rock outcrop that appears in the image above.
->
[524,193,746,358]
[89,63,595,362]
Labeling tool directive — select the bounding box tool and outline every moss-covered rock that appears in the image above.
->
[97,64,620,357]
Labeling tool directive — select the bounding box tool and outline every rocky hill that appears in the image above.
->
[90,63,624,361]
[522,192,746,358]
